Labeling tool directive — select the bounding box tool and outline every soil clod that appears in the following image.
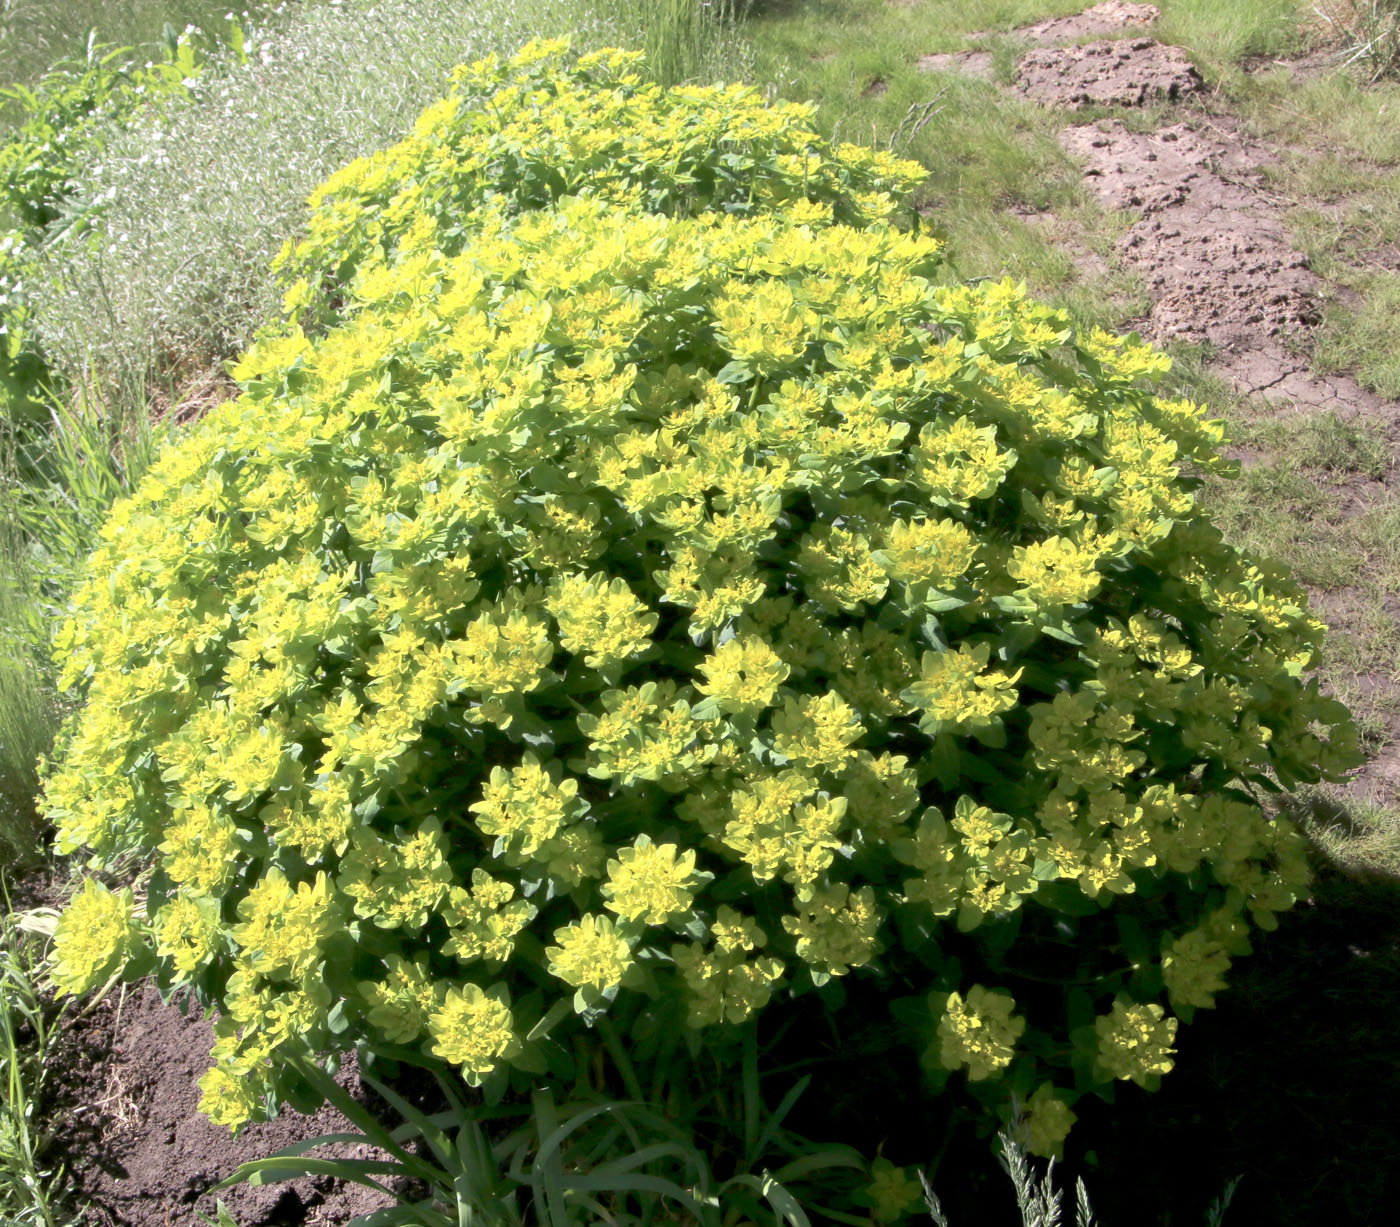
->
[1015,38,1202,108]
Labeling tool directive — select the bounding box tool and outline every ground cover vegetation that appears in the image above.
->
[2,0,1400,1224]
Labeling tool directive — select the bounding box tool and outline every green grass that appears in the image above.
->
[1154,0,1307,74]
[0,571,52,868]
[0,893,64,1226]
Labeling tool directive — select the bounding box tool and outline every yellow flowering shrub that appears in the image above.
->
[45,42,1357,1149]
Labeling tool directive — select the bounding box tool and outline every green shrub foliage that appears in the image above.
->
[46,43,1357,1151]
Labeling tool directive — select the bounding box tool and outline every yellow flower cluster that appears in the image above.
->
[1095,1001,1179,1087]
[50,881,140,996]
[934,986,1025,1081]
[42,40,1356,1147]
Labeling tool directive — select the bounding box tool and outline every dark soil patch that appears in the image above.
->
[44,985,395,1226]
[768,866,1400,1227]
[1077,868,1400,1226]
[1015,38,1202,108]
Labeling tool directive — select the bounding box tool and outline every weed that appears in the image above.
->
[920,1130,1238,1227]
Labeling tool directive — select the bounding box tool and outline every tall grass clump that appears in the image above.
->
[26,0,754,396]
[1314,0,1400,81]
[0,558,52,866]
[0,898,63,1226]
[611,0,756,88]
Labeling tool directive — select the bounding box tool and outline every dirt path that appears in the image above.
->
[920,3,1400,814]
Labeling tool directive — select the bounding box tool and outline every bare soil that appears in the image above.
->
[1059,119,1316,343]
[44,983,394,1226]
[919,0,1161,81]
[1015,37,1202,107]
[915,50,994,78]
[1014,0,1160,44]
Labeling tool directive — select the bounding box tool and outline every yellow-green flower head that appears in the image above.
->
[712,905,766,954]
[867,1157,924,1222]
[1161,928,1231,1012]
[1095,1000,1178,1086]
[470,754,580,860]
[51,880,141,997]
[153,895,222,978]
[876,516,978,589]
[361,954,442,1044]
[427,983,519,1085]
[546,914,634,994]
[230,869,341,981]
[696,634,790,716]
[197,1063,268,1131]
[1008,533,1107,607]
[934,985,1024,1081]
[782,884,880,977]
[1020,1083,1077,1159]
[603,837,706,926]
[672,938,785,1026]
[771,691,865,774]
[905,643,1021,736]
[547,572,658,672]
[443,869,536,966]
[338,817,454,930]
